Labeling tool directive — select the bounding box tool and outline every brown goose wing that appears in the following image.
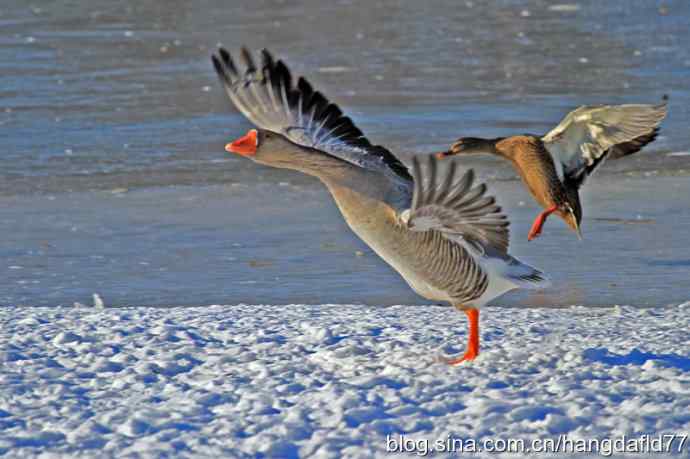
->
[403,155,510,254]
[567,128,661,190]
[542,100,667,188]
[211,47,411,181]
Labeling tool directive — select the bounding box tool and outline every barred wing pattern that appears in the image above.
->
[212,47,411,181]
[406,155,510,254]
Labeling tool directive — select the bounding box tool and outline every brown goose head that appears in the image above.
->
[557,202,583,239]
[436,137,504,159]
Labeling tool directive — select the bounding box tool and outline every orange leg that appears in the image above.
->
[527,205,558,241]
[444,308,480,365]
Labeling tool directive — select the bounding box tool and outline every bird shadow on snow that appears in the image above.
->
[584,348,690,371]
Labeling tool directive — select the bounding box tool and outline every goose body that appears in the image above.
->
[327,179,522,307]
[212,47,548,362]
[439,101,668,240]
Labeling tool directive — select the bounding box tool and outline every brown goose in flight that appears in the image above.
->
[437,100,667,240]
[212,47,548,363]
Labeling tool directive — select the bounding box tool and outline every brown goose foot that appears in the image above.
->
[527,205,558,241]
[443,308,479,365]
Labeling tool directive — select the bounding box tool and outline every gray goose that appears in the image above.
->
[437,100,668,241]
[212,47,548,363]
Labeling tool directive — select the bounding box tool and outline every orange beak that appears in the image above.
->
[226,129,258,156]
[435,151,452,159]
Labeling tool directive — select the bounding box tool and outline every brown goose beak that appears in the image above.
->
[565,211,583,240]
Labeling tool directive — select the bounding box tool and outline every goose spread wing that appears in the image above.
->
[403,155,509,254]
[542,100,667,187]
[212,47,411,181]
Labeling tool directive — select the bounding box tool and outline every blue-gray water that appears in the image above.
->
[1,0,689,307]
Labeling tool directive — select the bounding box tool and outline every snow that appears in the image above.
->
[1,304,689,457]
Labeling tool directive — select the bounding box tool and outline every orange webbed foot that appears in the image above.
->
[528,214,546,241]
[527,226,542,241]
[527,206,558,241]
[442,347,479,365]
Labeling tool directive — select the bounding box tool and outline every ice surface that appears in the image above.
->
[1,304,689,457]
[2,176,690,309]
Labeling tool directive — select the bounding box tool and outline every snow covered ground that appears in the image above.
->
[1,303,689,458]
